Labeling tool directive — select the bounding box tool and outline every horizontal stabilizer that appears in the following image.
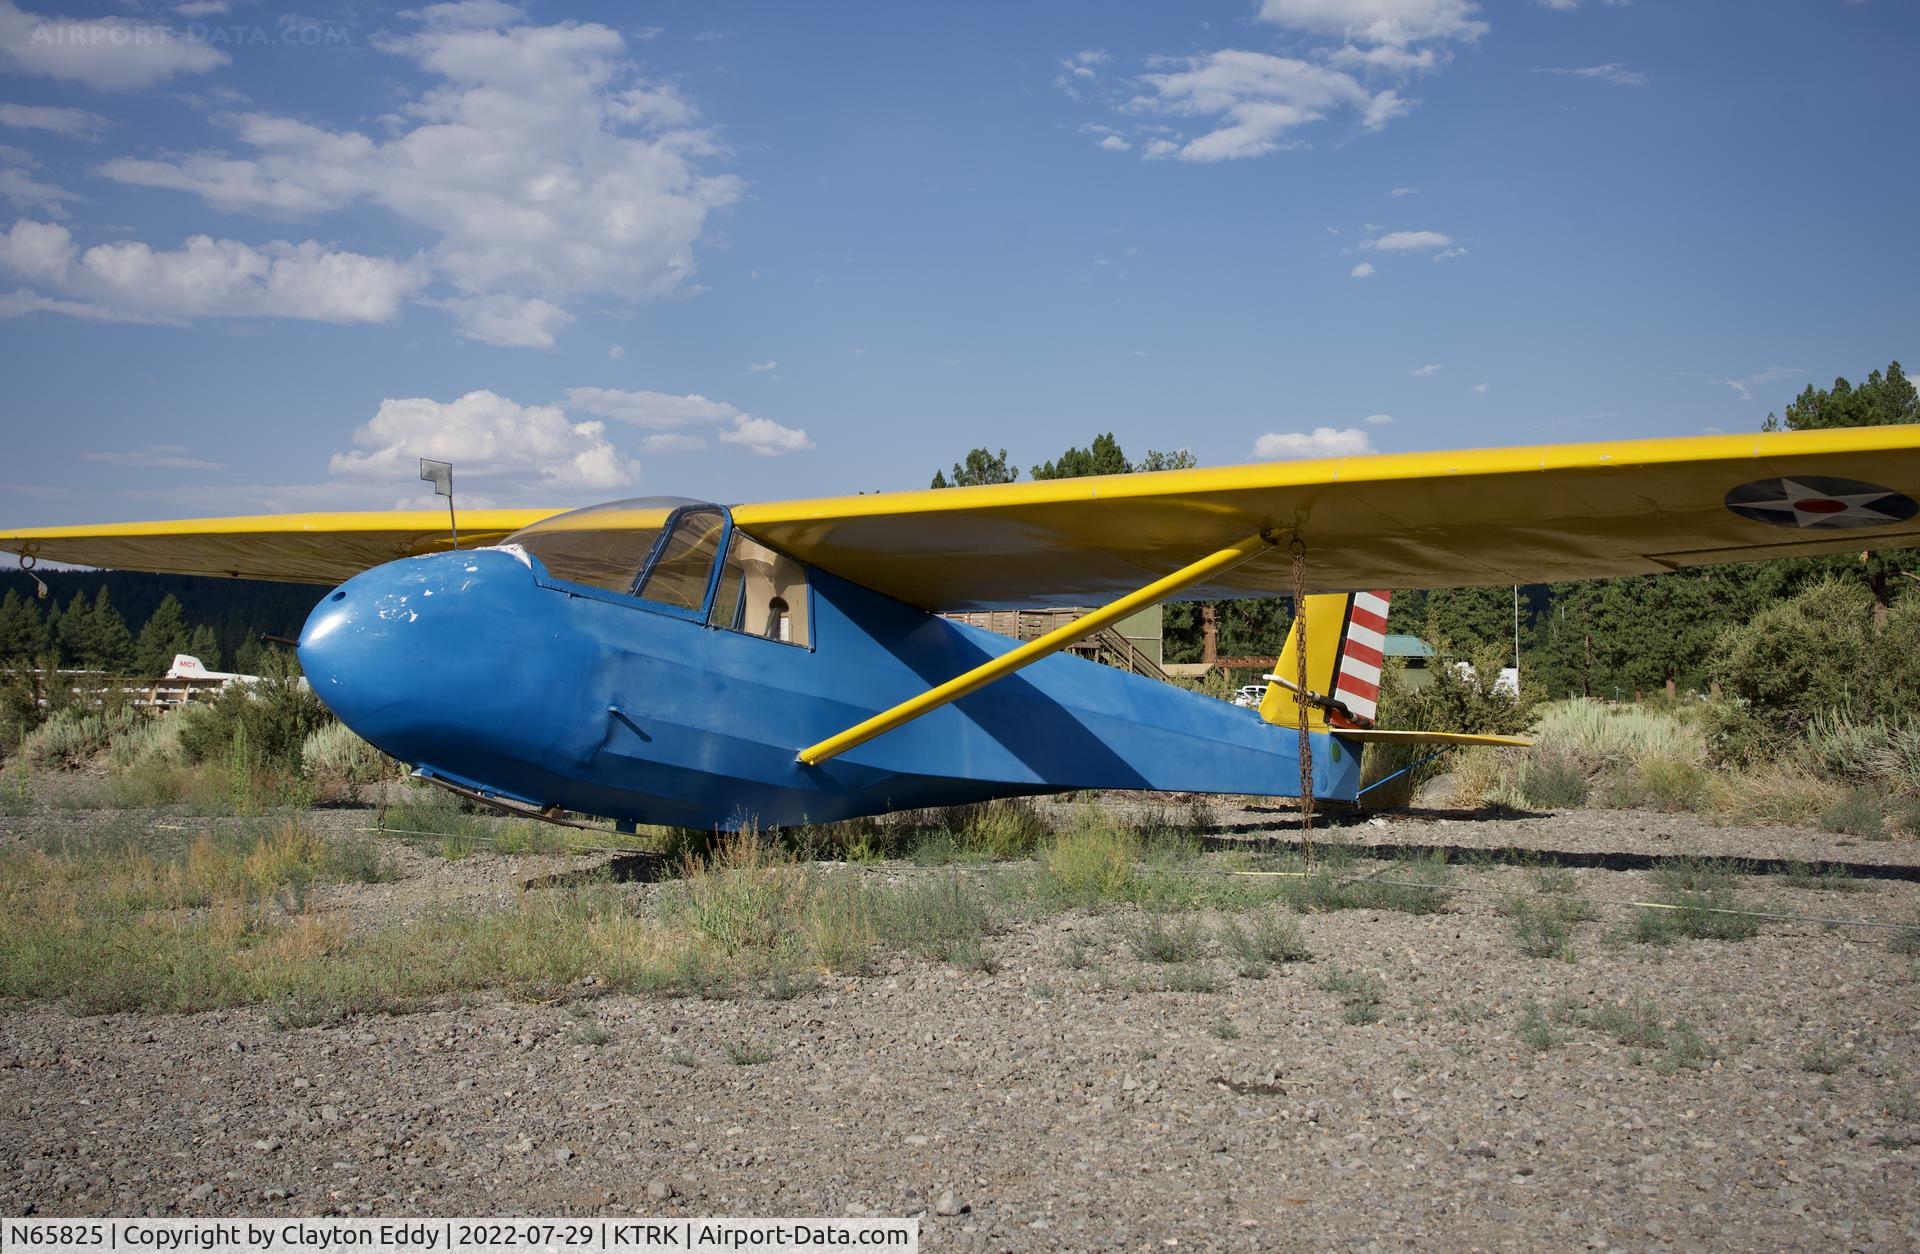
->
[1332,728,1533,748]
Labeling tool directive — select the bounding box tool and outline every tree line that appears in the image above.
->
[930,361,1918,688]
[0,570,326,677]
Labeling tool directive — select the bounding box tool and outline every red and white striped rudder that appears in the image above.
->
[1330,590,1391,727]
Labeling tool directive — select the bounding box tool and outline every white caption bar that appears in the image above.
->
[2,1219,918,1254]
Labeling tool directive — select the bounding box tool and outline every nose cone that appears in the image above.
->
[299,548,540,777]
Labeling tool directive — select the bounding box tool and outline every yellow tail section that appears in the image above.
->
[1258,590,1391,731]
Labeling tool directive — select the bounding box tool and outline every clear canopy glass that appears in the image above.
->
[503,497,716,595]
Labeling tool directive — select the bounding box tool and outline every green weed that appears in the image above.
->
[1517,1000,1563,1051]
[1127,915,1206,964]
[1779,861,1866,893]
[1580,998,1716,1071]
[1505,892,1595,960]
[1318,967,1385,1025]
[724,1039,774,1066]
[1820,788,1888,839]
[1217,912,1310,976]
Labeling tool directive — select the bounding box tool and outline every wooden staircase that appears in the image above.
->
[942,608,1171,683]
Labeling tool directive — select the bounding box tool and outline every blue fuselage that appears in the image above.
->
[297,546,1359,829]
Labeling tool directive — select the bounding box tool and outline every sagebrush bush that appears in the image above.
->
[1520,751,1591,808]
[301,721,394,802]
[1602,754,1710,812]
[1532,699,1710,768]
[106,710,189,769]
[22,705,142,768]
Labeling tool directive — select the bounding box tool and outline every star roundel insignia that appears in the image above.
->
[1724,475,1919,530]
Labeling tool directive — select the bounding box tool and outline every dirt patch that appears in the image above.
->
[2,799,1917,1248]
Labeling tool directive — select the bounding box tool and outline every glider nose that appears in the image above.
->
[298,548,532,771]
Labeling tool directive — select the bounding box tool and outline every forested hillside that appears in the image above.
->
[0,571,326,676]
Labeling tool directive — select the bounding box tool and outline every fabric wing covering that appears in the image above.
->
[4,428,1919,607]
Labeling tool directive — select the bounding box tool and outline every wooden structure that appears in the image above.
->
[942,607,1171,683]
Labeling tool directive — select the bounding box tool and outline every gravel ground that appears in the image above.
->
[3,794,1919,1249]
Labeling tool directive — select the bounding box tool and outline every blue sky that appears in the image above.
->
[1,0,1915,526]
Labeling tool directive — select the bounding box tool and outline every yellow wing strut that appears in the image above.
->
[796,527,1283,766]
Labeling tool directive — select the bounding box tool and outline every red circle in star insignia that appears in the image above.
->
[1791,498,1848,514]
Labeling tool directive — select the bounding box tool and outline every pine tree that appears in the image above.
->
[1032,433,1131,480]
[186,623,222,672]
[54,590,90,667]
[86,587,136,673]
[233,634,265,677]
[931,448,1019,489]
[1424,586,1515,655]
[0,588,49,663]
[134,593,191,676]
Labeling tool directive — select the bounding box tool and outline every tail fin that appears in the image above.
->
[1258,591,1391,730]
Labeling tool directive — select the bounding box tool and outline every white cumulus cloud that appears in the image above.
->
[0,102,109,138]
[1362,229,1455,252]
[0,219,424,324]
[0,0,228,91]
[328,389,637,490]
[0,164,76,217]
[566,387,745,430]
[1260,0,1487,73]
[1135,51,1411,162]
[96,4,739,345]
[1350,261,1376,278]
[1253,426,1375,459]
[442,294,573,349]
[720,415,813,457]
[1412,362,1443,377]
[565,385,812,456]
[1365,413,1394,425]
[1260,0,1487,45]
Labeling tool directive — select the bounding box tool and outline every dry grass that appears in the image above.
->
[0,825,1003,1017]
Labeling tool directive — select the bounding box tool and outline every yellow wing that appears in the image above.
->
[0,510,561,585]
[5,427,1918,600]
[733,427,1920,609]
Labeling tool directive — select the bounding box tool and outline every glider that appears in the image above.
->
[6,427,1919,829]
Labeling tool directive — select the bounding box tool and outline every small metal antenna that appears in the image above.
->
[420,458,458,550]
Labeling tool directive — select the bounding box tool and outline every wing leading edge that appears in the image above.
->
[0,509,560,585]
[4,427,1918,601]
[732,427,1920,609]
